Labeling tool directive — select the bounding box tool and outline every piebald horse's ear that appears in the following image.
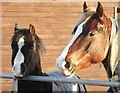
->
[83,2,88,13]
[29,24,35,36]
[96,2,103,17]
[14,23,19,32]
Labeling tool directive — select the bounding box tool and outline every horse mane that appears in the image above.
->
[72,7,96,34]
[35,34,46,55]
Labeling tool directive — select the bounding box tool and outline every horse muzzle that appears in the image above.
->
[56,60,76,77]
[12,63,26,78]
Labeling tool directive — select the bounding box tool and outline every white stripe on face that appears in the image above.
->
[13,36,25,77]
[56,22,85,74]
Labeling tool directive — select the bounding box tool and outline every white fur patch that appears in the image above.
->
[13,36,25,77]
[72,84,78,92]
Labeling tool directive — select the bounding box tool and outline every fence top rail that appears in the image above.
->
[1,73,120,87]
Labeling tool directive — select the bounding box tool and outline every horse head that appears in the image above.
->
[11,23,45,78]
[56,2,112,77]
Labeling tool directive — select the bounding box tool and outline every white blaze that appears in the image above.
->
[13,36,25,77]
[56,22,85,74]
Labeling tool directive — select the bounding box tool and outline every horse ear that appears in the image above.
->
[83,2,88,13]
[96,2,103,17]
[14,23,19,32]
[29,24,35,36]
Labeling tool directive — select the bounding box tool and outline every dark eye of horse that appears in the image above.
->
[89,32,94,37]
[30,46,34,50]
[29,42,34,50]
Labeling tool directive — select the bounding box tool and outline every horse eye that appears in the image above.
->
[30,44,34,49]
[89,32,94,37]
[27,42,34,50]
[30,46,34,49]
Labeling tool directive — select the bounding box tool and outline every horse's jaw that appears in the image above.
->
[57,52,97,77]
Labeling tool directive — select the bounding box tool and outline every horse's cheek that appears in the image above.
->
[75,54,92,70]
[88,44,104,63]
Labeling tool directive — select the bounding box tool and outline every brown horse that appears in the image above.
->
[11,23,86,92]
[56,2,120,92]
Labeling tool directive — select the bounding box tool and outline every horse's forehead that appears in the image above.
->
[18,36,24,42]
[75,16,99,36]
[85,16,98,26]
[18,33,32,42]
[17,37,25,50]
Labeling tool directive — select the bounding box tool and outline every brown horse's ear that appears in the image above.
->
[96,2,103,17]
[29,24,35,36]
[83,2,88,13]
[14,23,19,32]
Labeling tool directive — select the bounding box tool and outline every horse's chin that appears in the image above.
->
[63,69,75,77]
[14,74,24,79]
[14,76,24,79]
[57,66,76,77]
[57,69,75,78]
[13,72,26,79]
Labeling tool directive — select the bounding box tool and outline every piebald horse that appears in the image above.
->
[11,23,86,92]
[56,2,120,93]
[11,23,52,92]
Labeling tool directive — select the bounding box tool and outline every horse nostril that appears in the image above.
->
[21,63,25,75]
[65,61,70,69]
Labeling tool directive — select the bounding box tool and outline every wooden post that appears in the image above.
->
[117,1,120,21]
[118,1,120,21]
[114,2,120,21]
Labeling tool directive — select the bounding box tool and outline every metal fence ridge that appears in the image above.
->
[0,73,120,87]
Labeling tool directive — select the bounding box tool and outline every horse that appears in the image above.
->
[11,23,52,92]
[56,2,120,93]
[11,23,86,92]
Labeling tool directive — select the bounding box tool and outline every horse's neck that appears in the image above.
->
[102,19,120,81]
[30,43,46,76]
[31,62,43,75]
[30,54,45,76]
[102,49,112,79]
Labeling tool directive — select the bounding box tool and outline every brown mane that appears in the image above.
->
[34,34,46,55]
